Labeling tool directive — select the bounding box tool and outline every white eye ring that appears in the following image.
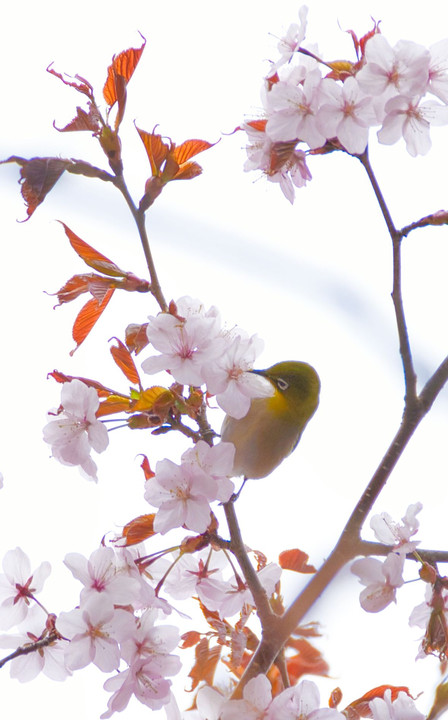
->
[276,377,289,391]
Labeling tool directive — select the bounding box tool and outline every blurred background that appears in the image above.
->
[1,0,448,717]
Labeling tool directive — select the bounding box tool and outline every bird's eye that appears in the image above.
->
[276,377,289,391]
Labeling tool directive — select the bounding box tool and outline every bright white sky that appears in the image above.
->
[1,0,448,718]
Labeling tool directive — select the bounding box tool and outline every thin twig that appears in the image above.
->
[113,174,168,312]
[358,149,417,406]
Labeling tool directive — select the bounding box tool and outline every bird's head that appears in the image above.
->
[251,360,320,423]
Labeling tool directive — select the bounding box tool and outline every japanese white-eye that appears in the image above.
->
[221,361,320,479]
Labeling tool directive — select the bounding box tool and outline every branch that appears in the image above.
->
[0,632,60,670]
[358,149,417,406]
[112,174,168,312]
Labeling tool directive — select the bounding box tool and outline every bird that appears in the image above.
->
[221,361,320,480]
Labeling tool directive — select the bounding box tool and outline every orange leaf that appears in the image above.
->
[125,323,150,354]
[48,370,118,397]
[132,387,174,412]
[180,631,202,649]
[120,513,156,545]
[97,394,133,417]
[136,127,170,175]
[172,161,203,181]
[2,156,70,219]
[172,139,216,165]
[53,104,101,133]
[110,338,141,386]
[279,549,316,574]
[58,222,125,277]
[70,288,115,355]
[103,37,146,107]
[187,638,221,691]
[345,686,412,719]
[139,455,155,481]
[47,64,95,98]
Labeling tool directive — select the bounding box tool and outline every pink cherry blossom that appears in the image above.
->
[202,332,273,419]
[145,458,217,534]
[267,5,308,78]
[142,296,223,386]
[162,549,229,611]
[221,674,272,720]
[181,441,235,501]
[43,379,109,481]
[64,546,141,606]
[351,553,405,613]
[369,689,425,720]
[266,70,326,148]
[266,679,344,720]
[57,595,135,672]
[378,94,448,156]
[119,607,180,670]
[0,548,51,630]
[317,77,376,154]
[217,562,282,619]
[370,502,422,551]
[427,39,448,103]
[356,35,430,100]
[409,584,448,659]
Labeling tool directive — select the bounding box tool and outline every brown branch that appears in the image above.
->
[357,149,417,406]
[112,174,168,312]
[0,632,61,670]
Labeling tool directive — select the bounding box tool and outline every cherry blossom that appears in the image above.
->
[162,549,230,611]
[427,39,448,103]
[202,332,273,419]
[216,562,282,619]
[377,94,448,156]
[145,442,236,534]
[43,379,109,481]
[351,553,405,613]
[369,689,425,720]
[119,607,180,670]
[266,69,326,148]
[370,502,422,551]
[57,595,135,672]
[142,296,223,386]
[265,678,343,720]
[64,546,142,606]
[409,583,448,659]
[267,5,308,78]
[317,77,376,154]
[356,35,430,100]
[220,674,273,720]
[0,548,51,630]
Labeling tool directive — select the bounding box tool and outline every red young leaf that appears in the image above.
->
[48,370,118,397]
[70,288,115,355]
[180,631,202,649]
[110,337,141,386]
[187,638,221,691]
[136,127,170,176]
[53,104,101,133]
[2,156,70,219]
[58,222,125,277]
[172,139,216,166]
[96,395,133,417]
[49,273,116,305]
[119,514,156,545]
[345,685,412,719]
[125,323,150,354]
[139,455,155,481]
[103,37,146,107]
[279,549,316,574]
[172,161,203,181]
[47,64,95,98]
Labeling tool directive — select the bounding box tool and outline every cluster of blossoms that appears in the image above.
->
[43,296,273,482]
[244,6,448,201]
[192,675,425,720]
[0,546,181,717]
[351,502,422,612]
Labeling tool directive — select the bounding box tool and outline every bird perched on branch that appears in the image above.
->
[221,361,320,480]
